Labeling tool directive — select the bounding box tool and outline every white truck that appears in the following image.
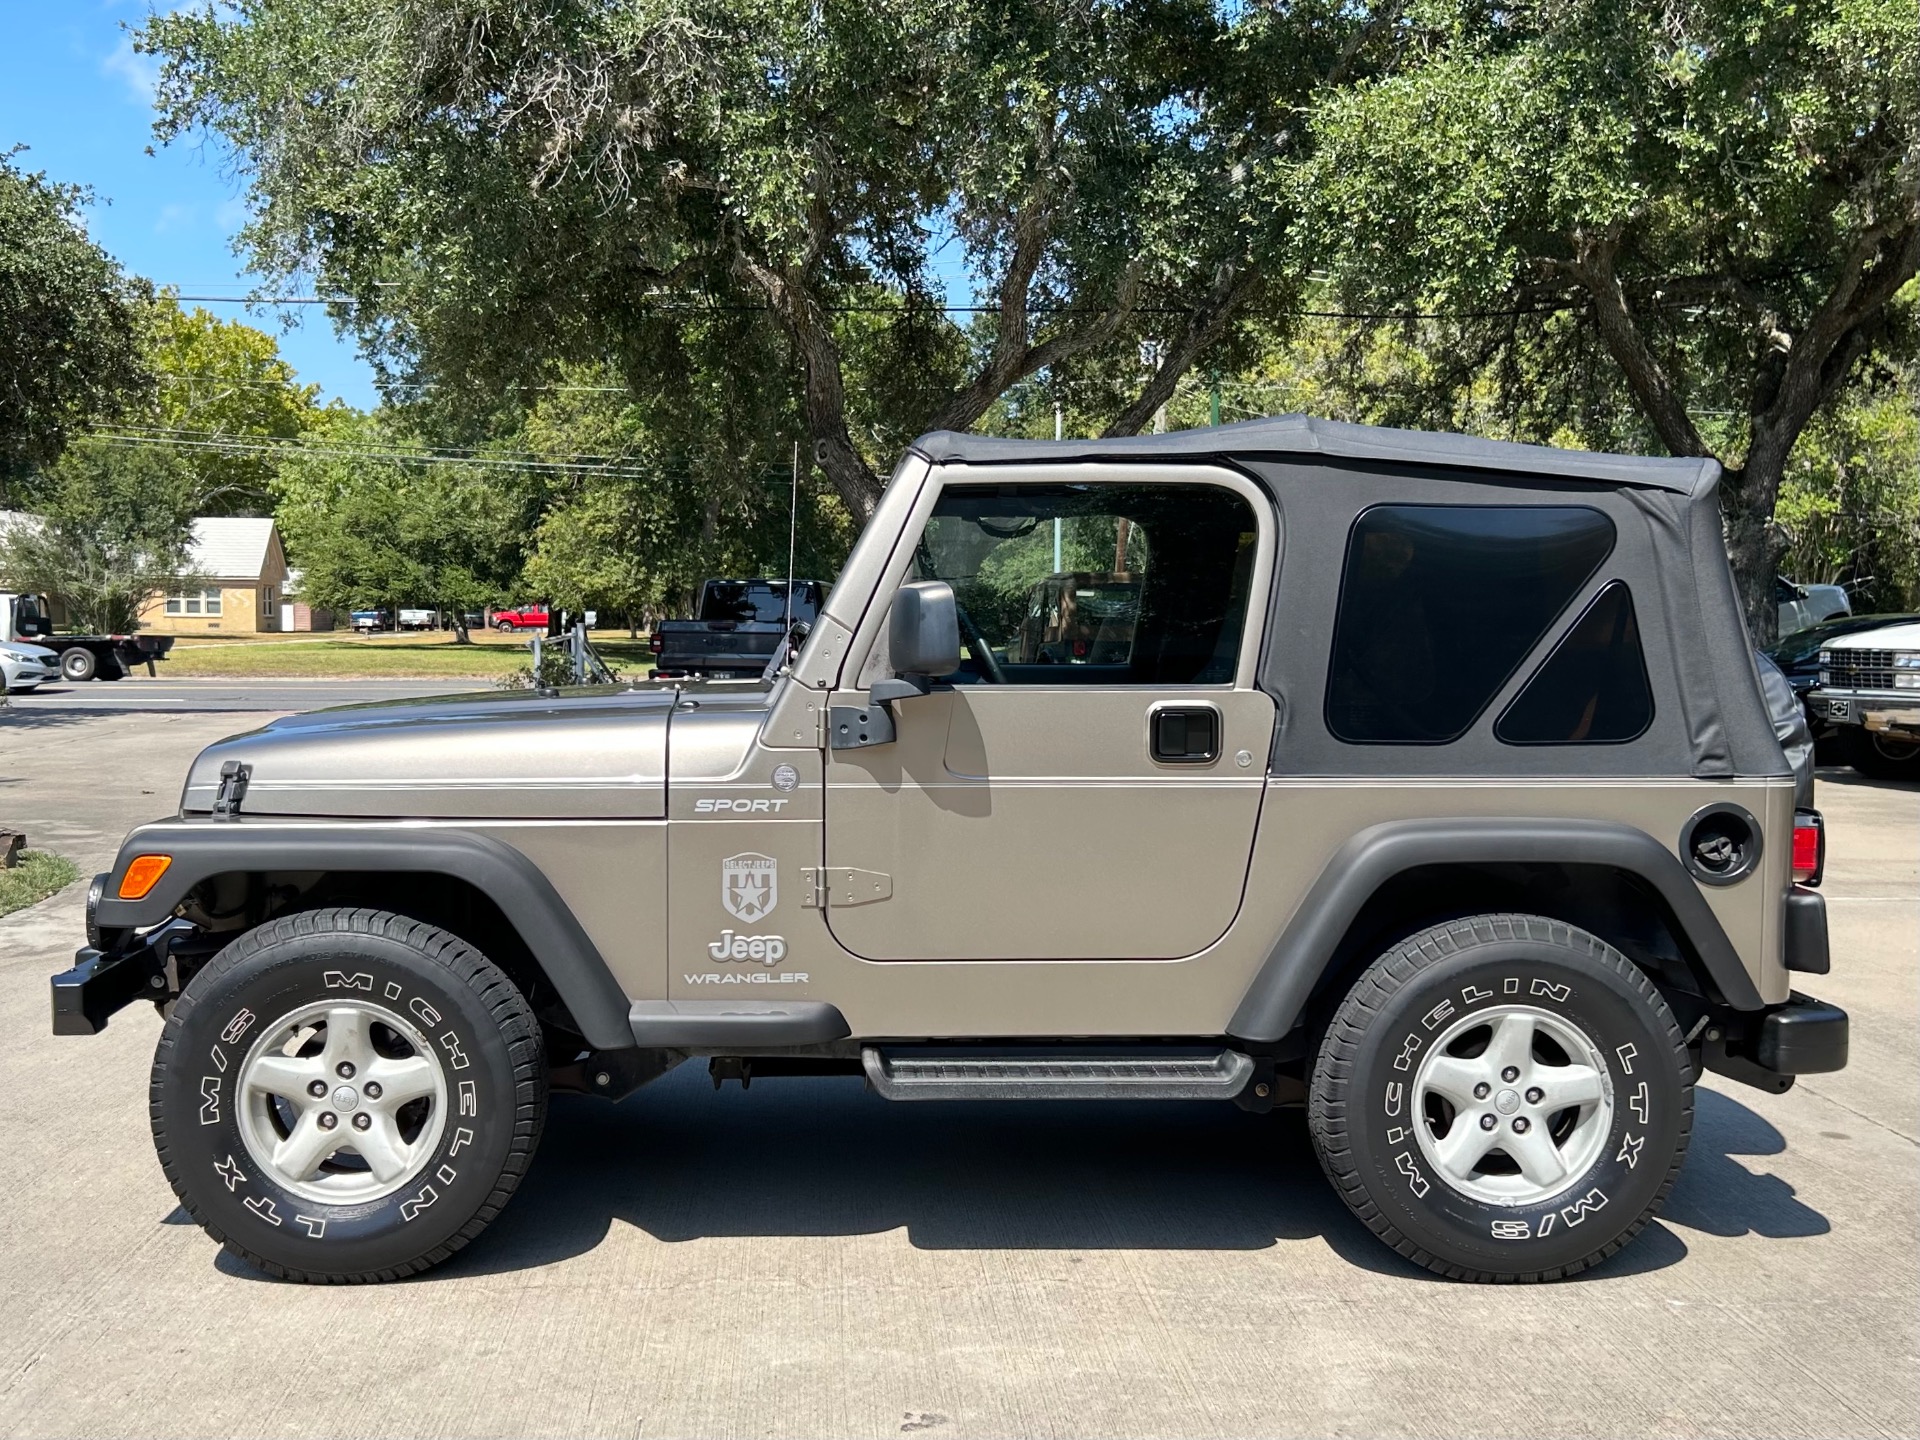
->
[0,591,173,683]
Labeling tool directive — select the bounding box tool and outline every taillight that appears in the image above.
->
[1792,809,1824,886]
[649,634,663,653]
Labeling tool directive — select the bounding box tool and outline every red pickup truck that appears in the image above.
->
[490,604,550,632]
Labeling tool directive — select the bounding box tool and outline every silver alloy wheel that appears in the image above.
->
[234,1000,448,1205]
[1410,1003,1615,1206]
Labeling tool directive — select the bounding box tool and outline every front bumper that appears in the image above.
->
[49,920,201,1036]
[1808,687,1920,738]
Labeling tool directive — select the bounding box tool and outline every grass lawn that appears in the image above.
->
[153,630,659,680]
[0,851,80,918]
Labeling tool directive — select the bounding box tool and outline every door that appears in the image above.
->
[824,474,1274,961]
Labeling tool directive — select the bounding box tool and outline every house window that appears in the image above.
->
[261,586,276,612]
[164,588,224,617]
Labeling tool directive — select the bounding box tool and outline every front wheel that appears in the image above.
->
[1309,914,1691,1282]
[150,908,546,1282]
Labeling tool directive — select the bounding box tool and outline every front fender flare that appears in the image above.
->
[1226,817,1763,1043]
[95,820,635,1051]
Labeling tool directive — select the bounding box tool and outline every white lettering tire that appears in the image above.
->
[1308,914,1692,1282]
[150,908,546,1282]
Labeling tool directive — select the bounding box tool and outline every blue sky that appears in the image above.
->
[1,1,379,408]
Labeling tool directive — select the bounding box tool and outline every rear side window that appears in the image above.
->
[1326,504,1616,744]
[1496,581,1653,744]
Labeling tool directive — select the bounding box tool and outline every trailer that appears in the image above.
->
[1,592,174,682]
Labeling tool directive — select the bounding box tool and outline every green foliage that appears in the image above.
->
[1776,362,1920,610]
[1296,0,1920,638]
[0,852,81,918]
[272,410,535,634]
[140,0,1384,514]
[0,153,154,491]
[514,367,857,622]
[0,439,201,633]
[147,293,321,513]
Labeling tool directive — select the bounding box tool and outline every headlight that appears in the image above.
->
[1894,652,1920,669]
[85,873,107,949]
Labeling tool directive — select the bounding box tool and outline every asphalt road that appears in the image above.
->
[5,677,482,713]
[0,713,1914,1439]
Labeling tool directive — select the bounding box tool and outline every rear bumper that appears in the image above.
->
[1755,993,1849,1075]
[1702,991,1849,1092]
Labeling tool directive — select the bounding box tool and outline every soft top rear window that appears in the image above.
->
[1326,504,1616,745]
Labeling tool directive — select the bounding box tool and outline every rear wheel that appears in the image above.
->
[151,908,546,1282]
[1309,913,1691,1282]
[495,619,515,633]
[1842,726,1920,781]
[58,647,96,682]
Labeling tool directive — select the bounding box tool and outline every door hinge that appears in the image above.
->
[801,867,893,907]
[827,704,895,750]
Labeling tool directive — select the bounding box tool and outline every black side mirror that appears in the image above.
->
[888,580,961,679]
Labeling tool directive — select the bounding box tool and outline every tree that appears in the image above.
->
[143,0,1398,519]
[272,411,534,641]
[0,440,199,633]
[143,293,321,513]
[1299,0,1920,641]
[1775,342,1920,611]
[0,152,153,496]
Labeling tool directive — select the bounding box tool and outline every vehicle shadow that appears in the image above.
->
[202,1066,1825,1285]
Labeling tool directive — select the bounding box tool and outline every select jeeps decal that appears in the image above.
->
[722,852,778,922]
[696,798,791,814]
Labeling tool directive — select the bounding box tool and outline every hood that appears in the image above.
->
[182,683,698,819]
[1823,620,1920,652]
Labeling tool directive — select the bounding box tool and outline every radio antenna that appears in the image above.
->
[782,439,801,665]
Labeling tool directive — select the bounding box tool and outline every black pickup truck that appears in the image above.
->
[649,579,824,678]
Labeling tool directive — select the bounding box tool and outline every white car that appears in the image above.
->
[1,641,59,694]
[1809,618,1920,780]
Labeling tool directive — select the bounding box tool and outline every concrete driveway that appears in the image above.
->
[1,712,1914,1438]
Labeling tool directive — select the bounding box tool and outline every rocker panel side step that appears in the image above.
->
[861,1046,1255,1101]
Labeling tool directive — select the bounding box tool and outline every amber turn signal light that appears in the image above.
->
[118,854,173,900]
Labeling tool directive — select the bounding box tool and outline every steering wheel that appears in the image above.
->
[952,598,1007,684]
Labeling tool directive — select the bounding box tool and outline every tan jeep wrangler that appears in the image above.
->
[53,417,1845,1284]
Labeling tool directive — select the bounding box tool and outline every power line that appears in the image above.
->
[168,291,1588,323]
[81,423,799,483]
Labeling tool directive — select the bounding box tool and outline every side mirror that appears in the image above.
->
[888,580,961,680]
[831,582,960,750]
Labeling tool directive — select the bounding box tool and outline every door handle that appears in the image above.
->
[1150,705,1220,764]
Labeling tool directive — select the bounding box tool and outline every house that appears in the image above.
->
[136,517,290,635]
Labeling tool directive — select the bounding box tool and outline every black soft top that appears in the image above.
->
[907,413,1784,783]
[911,414,1718,495]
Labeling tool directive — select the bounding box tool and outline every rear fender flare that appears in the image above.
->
[94,821,634,1051]
[1226,817,1763,1043]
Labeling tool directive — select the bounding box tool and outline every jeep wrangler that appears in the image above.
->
[53,416,1846,1284]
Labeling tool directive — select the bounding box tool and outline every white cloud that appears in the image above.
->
[102,33,161,106]
[155,202,195,234]
[216,197,250,232]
